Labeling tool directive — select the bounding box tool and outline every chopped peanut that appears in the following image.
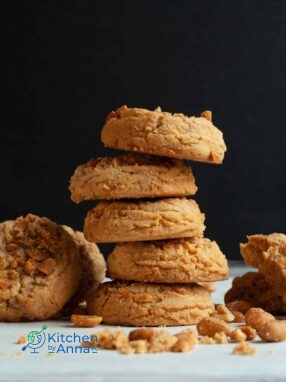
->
[197,317,231,337]
[16,336,26,344]
[129,328,156,342]
[257,320,286,342]
[71,314,102,328]
[201,110,212,121]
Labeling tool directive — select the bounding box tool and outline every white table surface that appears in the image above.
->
[1,262,286,382]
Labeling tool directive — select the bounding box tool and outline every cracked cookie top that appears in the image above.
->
[101,106,226,164]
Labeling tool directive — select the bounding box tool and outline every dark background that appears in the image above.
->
[3,0,286,259]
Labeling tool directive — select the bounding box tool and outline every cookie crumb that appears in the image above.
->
[200,336,215,344]
[148,330,177,353]
[71,314,102,328]
[230,328,247,342]
[211,304,234,322]
[87,328,128,350]
[232,341,257,355]
[13,351,23,357]
[172,329,198,352]
[213,332,229,344]
[119,340,148,355]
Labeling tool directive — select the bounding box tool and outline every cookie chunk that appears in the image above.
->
[63,226,105,303]
[84,198,205,243]
[240,233,286,296]
[101,106,226,163]
[69,154,197,202]
[0,214,81,322]
[87,282,214,326]
[107,238,228,283]
[224,272,286,314]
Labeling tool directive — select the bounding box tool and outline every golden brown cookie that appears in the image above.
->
[63,226,106,303]
[84,198,205,243]
[107,238,228,283]
[0,214,81,322]
[69,154,197,202]
[224,272,286,314]
[240,233,286,296]
[101,106,226,163]
[87,282,214,326]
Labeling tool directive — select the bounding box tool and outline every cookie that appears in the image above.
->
[84,198,205,243]
[63,226,106,303]
[69,154,197,202]
[101,106,226,163]
[0,214,81,322]
[240,233,286,296]
[87,282,214,326]
[107,238,228,283]
[224,272,286,314]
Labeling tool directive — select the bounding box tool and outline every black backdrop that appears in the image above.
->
[3,0,286,259]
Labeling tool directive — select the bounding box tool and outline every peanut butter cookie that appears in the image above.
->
[84,198,205,243]
[240,233,286,296]
[63,226,105,303]
[0,214,81,322]
[107,238,228,283]
[101,106,226,163]
[69,154,197,202]
[87,282,214,326]
[224,272,286,314]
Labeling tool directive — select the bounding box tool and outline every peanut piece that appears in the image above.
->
[245,308,275,331]
[129,328,156,342]
[38,258,56,275]
[16,336,26,344]
[71,314,102,328]
[171,339,193,352]
[257,320,286,342]
[197,317,231,337]
[201,110,212,121]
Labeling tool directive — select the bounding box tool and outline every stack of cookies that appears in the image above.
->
[70,105,228,326]
[225,233,286,313]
